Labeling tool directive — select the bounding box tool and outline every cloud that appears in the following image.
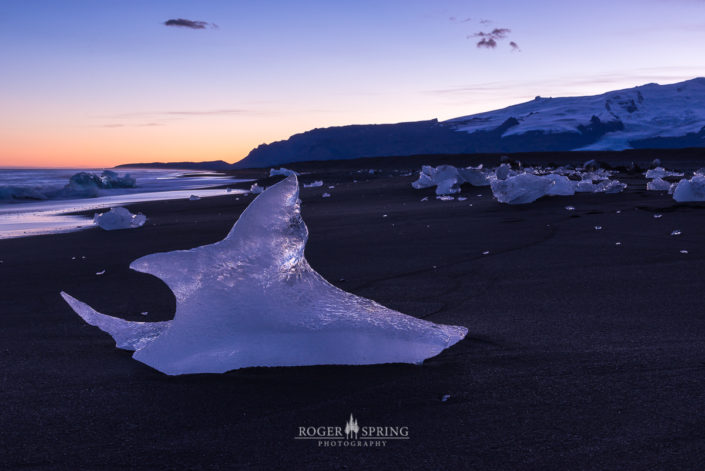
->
[476,38,497,48]
[470,28,518,51]
[163,18,217,30]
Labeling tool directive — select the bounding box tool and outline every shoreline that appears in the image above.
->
[2,152,705,468]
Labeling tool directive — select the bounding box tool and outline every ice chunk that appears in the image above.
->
[322,192,331,198]
[458,165,491,187]
[645,167,684,179]
[96,270,105,275]
[673,176,705,202]
[575,179,626,194]
[602,180,627,194]
[303,180,323,188]
[647,178,671,191]
[250,183,264,194]
[490,173,553,204]
[671,230,681,236]
[494,163,512,181]
[412,164,490,196]
[188,195,201,201]
[93,207,147,231]
[61,176,468,374]
[269,167,298,177]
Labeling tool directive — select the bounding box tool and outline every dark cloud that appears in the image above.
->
[476,38,497,48]
[449,16,472,23]
[164,18,217,30]
[470,28,518,51]
[479,19,492,24]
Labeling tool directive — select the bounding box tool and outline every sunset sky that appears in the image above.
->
[1,0,704,168]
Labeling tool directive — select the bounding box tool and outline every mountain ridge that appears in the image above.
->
[118,78,705,169]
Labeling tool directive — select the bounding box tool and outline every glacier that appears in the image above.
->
[62,175,467,375]
[93,207,147,230]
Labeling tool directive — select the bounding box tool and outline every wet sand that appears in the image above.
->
[2,151,705,469]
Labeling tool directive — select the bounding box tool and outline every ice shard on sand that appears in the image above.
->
[62,175,467,375]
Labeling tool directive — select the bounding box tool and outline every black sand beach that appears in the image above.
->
[2,151,705,469]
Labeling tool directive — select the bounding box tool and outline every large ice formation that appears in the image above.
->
[62,176,467,374]
[93,207,147,230]
[673,175,705,202]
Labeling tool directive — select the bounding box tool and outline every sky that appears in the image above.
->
[1,0,704,168]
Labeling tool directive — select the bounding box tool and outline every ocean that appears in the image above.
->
[0,168,249,239]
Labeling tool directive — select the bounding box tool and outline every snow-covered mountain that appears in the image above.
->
[226,78,705,168]
[446,77,705,151]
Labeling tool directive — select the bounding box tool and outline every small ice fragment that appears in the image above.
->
[594,226,602,230]
[441,394,451,402]
[72,256,76,260]
[382,214,388,218]
[436,195,454,201]
[140,311,148,316]
[81,256,86,259]
[93,207,147,231]
[250,183,265,194]
[671,230,681,236]
[615,242,622,246]
[482,250,490,255]
[368,169,376,174]
[680,250,689,254]
[565,206,575,211]
[189,195,201,201]
[476,194,482,197]
[328,185,335,189]
[653,214,662,219]
[269,168,298,177]
[96,270,106,275]
[457,197,467,201]
[645,167,684,179]
[647,178,671,191]
[322,192,331,198]
[616,210,621,214]
[421,197,428,202]
[303,181,323,188]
